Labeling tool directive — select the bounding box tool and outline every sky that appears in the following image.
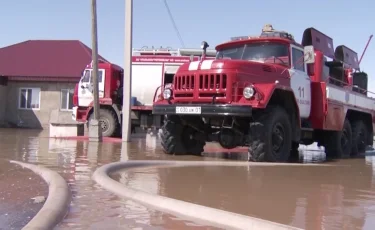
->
[0,0,374,89]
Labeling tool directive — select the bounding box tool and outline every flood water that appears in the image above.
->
[0,129,218,230]
[113,161,375,230]
[1,128,375,230]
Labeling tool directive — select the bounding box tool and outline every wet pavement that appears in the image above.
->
[0,128,375,229]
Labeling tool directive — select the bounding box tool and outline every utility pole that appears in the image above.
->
[89,0,103,142]
[122,0,133,142]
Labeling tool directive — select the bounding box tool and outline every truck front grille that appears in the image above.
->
[173,73,229,100]
[174,75,195,90]
[199,74,227,90]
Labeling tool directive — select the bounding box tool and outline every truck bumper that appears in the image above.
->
[152,104,252,117]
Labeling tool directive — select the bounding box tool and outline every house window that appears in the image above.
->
[61,89,74,110]
[19,88,41,110]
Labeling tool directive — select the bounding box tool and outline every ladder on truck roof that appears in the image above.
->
[178,48,216,57]
[132,47,216,57]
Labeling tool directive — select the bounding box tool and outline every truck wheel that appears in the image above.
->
[351,120,368,156]
[160,116,205,155]
[88,109,119,137]
[248,106,292,162]
[324,119,352,159]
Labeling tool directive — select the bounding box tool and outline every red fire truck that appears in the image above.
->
[71,47,216,137]
[152,24,374,162]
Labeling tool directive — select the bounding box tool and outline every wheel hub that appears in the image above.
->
[359,130,365,145]
[99,119,109,133]
[357,128,366,151]
[341,129,349,149]
[272,123,285,153]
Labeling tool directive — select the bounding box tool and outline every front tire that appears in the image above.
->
[248,106,292,162]
[160,116,205,156]
[87,108,119,137]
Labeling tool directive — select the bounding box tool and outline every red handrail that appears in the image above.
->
[153,85,163,102]
[327,77,375,96]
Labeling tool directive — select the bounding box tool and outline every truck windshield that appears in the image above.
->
[81,69,103,83]
[216,43,289,66]
[82,70,91,82]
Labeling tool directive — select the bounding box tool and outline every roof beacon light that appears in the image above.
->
[260,24,295,41]
[262,24,274,33]
[230,24,295,42]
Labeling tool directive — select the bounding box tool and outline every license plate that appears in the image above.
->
[175,106,201,114]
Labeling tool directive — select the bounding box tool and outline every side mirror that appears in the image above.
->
[304,45,315,64]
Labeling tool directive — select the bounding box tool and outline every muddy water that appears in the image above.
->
[113,159,375,230]
[1,128,375,230]
[0,129,219,230]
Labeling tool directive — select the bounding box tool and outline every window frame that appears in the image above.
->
[290,45,307,72]
[216,42,291,67]
[81,69,105,83]
[60,88,74,111]
[18,87,41,111]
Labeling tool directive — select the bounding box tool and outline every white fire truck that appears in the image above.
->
[71,47,216,137]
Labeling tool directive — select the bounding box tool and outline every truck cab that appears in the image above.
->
[72,60,124,137]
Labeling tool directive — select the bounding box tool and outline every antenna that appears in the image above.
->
[162,0,185,48]
[358,34,373,66]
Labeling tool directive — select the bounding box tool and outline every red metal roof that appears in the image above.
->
[0,40,109,78]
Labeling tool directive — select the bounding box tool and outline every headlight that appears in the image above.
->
[243,86,255,99]
[163,88,172,99]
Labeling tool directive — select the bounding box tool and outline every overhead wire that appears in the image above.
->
[162,0,185,48]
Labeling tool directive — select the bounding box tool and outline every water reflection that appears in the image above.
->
[0,129,220,229]
[2,128,375,229]
[115,158,375,230]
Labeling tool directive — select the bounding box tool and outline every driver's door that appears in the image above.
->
[95,69,105,98]
[289,45,312,119]
[78,69,93,107]
[78,69,105,107]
